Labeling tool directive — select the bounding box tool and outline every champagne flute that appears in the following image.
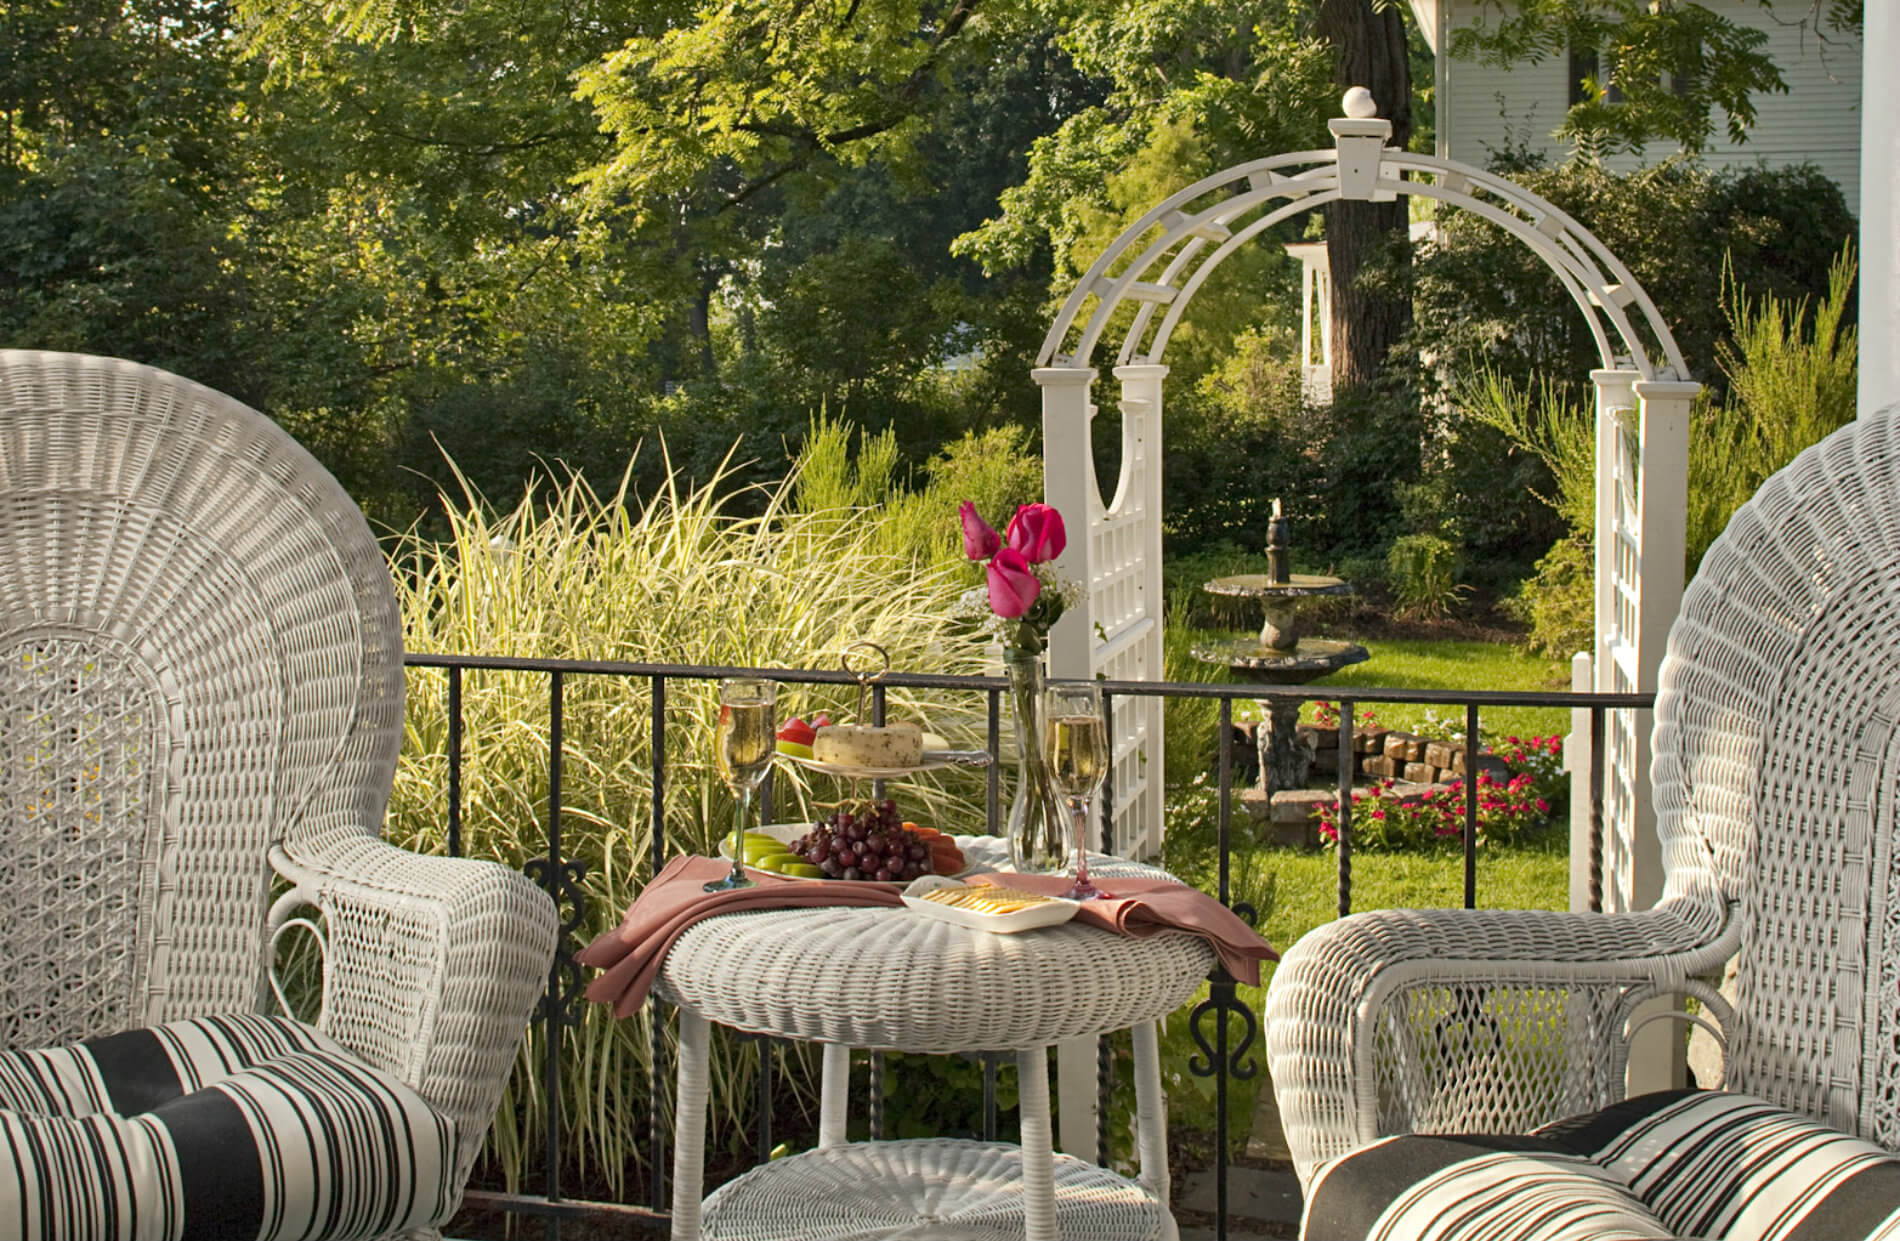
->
[705,677,777,892]
[1043,682,1112,901]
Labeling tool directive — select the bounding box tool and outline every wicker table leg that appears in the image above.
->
[818,1044,851,1149]
[1018,1045,1059,1240]
[672,1010,711,1241]
[1132,1020,1177,1239]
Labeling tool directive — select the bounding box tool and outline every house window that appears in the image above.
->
[1568,45,1624,106]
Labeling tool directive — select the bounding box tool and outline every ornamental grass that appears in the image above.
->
[380,444,996,1198]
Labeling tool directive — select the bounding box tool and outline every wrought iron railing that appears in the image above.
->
[402,652,1654,1239]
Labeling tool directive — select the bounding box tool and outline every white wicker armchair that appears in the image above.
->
[1267,404,1900,1190]
[0,350,558,1234]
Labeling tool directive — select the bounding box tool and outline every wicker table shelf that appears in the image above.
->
[654,846,1215,1241]
[700,1139,1170,1240]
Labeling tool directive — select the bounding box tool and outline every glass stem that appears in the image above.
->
[728,785,752,885]
[1072,799,1090,887]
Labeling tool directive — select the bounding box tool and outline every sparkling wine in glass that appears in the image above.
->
[1043,682,1112,901]
[706,677,777,892]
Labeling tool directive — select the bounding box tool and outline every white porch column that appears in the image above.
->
[1035,366,1098,682]
[1862,0,1899,416]
[1566,650,1593,914]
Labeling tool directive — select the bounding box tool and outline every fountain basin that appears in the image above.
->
[1204,573,1354,652]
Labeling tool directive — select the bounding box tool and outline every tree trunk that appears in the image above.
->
[1317,0,1413,394]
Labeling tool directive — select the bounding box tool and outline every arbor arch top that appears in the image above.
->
[1037,115,1690,381]
[1034,99,1698,927]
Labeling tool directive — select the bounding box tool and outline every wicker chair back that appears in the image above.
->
[0,350,405,1049]
[1653,405,1900,1143]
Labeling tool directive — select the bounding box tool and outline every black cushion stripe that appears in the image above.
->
[1783,1158,1900,1239]
[86,1027,186,1117]
[160,1082,267,1240]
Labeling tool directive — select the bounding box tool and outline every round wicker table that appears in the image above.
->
[654,844,1216,1241]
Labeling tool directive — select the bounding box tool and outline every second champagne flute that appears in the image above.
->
[1043,682,1112,901]
[705,677,777,892]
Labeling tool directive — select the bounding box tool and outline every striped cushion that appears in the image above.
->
[1305,1090,1900,1241]
[0,1013,456,1240]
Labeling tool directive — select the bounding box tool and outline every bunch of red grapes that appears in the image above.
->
[791,799,934,882]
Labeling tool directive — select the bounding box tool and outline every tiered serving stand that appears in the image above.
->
[655,840,1214,1240]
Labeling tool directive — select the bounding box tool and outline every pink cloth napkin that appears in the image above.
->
[578,855,1280,1017]
[966,872,1278,986]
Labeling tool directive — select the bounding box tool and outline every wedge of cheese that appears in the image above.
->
[812,721,923,768]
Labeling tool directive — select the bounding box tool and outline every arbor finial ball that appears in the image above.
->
[1342,86,1378,119]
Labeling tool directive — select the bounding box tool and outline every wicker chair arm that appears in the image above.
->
[1265,898,1737,1185]
[270,837,558,1186]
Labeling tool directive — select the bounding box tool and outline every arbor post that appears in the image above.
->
[1035,366,1098,684]
[1624,377,1699,1097]
[1037,364,1105,1161]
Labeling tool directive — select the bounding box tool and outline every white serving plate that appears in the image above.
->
[899,875,1079,934]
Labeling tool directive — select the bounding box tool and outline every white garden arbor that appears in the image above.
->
[1035,93,1699,924]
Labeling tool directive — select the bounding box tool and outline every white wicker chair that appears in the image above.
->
[1266,404,1900,1192]
[0,350,558,1236]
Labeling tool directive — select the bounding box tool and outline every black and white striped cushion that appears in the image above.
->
[1305,1090,1900,1241]
[0,1013,456,1240]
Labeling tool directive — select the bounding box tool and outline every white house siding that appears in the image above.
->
[1431,0,1863,211]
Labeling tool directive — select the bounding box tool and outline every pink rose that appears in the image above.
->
[985,548,1041,618]
[959,501,1001,561]
[1005,503,1066,564]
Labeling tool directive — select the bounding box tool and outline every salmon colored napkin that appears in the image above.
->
[578,854,1280,1018]
[967,872,1278,986]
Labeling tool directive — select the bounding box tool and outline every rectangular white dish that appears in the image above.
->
[899,875,1078,934]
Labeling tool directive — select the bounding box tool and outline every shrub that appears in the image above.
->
[1505,534,1594,658]
[1386,532,1469,619]
[1686,247,1859,573]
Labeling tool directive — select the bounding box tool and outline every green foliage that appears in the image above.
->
[1413,160,1855,401]
[1459,372,1596,537]
[385,448,996,1194]
[1448,0,1788,155]
[1687,246,1859,571]
[794,416,1042,570]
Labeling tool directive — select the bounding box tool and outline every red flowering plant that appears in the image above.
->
[953,501,1082,657]
[1310,709,1567,852]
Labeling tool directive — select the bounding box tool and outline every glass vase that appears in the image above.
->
[1004,647,1068,872]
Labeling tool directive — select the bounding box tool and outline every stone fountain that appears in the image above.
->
[1191,500,1369,791]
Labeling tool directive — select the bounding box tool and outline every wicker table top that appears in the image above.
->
[653,840,1216,1053]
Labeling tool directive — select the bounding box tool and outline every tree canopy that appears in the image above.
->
[0,0,1860,600]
